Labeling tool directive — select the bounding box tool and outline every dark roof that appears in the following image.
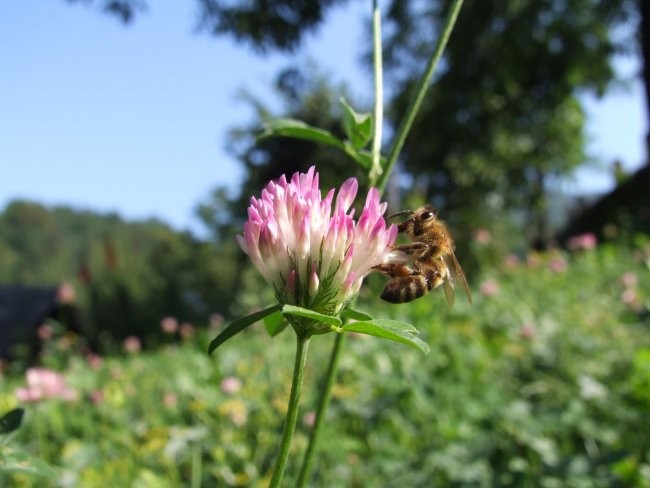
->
[0,285,58,358]
[557,164,650,245]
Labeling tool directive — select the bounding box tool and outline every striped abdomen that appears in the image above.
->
[380,267,442,303]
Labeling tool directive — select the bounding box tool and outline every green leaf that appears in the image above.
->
[342,319,429,355]
[0,408,24,435]
[341,308,374,321]
[281,305,342,327]
[208,304,282,355]
[263,310,289,337]
[0,444,57,478]
[259,118,346,150]
[340,97,373,149]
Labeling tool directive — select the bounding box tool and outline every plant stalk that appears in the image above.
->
[377,0,465,193]
[292,0,465,483]
[269,333,311,488]
[296,333,345,487]
[369,0,384,187]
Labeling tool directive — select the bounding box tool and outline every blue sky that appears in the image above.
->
[0,1,646,232]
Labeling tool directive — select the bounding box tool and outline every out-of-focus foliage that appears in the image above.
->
[220,67,370,222]
[1,239,649,486]
[0,200,238,344]
[382,0,637,246]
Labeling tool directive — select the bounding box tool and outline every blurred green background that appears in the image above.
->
[1,0,649,486]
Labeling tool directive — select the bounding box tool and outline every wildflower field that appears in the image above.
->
[1,239,649,487]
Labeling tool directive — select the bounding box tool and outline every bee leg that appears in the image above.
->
[374,263,411,277]
[391,242,430,260]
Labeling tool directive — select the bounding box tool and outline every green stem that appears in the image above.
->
[377,0,465,193]
[296,333,345,487]
[369,0,384,187]
[293,0,465,483]
[269,333,311,488]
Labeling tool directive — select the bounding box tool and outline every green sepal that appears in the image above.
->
[263,310,289,337]
[0,444,58,478]
[281,305,342,327]
[341,308,374,321]
[0,408,24,435]
[340,97,373,149]
[208,304,282,355]
[342,319,430,355]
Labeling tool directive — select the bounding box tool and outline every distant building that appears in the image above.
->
[0,283,80,359]
[557,164,650,246]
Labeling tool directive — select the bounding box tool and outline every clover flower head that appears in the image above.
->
[236,166,397,326]
[15,368,77,403]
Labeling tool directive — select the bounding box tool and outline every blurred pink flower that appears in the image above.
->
[548,256,568,273]
[163,391,178,408]
[209,313,224,329]
[56,282,76,304]
[15,368,77,403]
[37,323,54,341]
[302,411,316,427]
[179,322,194,339]
[123,336,141,354]
[220,376,242,395]
[503,254,520,268]
[160,316,179,334]
[473,228,492,245]
[621,289,638,306]
[567,233,597,251]
[86,353,103,370]
[479,279,500,298]
[519,322,536,340]
[619,272,637,288]
[236,166,397,321]
[90,389,104,405]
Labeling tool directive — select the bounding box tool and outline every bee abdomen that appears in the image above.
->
[380,268,439,304]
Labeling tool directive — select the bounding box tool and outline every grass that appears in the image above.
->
[1,239,649,486]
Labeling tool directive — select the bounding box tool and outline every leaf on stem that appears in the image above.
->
[341,308,374,321]
[342,319,430,355]
[0,408,24,435]
[340,97,373,149]
[259,119,345,149]
[281,305,342,327]
[264,310,289,337]
[208,304,282,355]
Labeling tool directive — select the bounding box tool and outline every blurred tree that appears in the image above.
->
[63,0,645,245]
[381,0,637,247]
[641,0,650,154]
[0,201,238,344]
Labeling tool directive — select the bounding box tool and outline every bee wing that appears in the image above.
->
[442,275,455,307]
[442,246,473,305]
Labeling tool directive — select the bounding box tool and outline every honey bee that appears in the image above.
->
[376,206,472,305]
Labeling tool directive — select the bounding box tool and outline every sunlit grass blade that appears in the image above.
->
[208,304,282,355]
